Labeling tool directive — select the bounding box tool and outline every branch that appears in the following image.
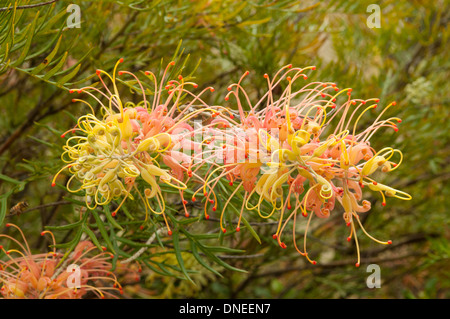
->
[0,0,59,12]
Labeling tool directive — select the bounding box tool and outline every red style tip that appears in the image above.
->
[102,246,107,251]
[40,232,45,236]
[185,213,190,218]
[392,101,397,106]
[382,202,386,206]
[111,212,117,217]
[312,66,316,70]
[145,71,150,75]
[229,181,233,186]
[387,240,392,245]
[170,61,175,66]
[178,75,183,80]
[51,182,56,187]
[224,96,229,101]
[205,215,210,220]
[118,71,123,76]
[312,261,317,265]
[5,224,10,227]
[69,89,74,94]
[192,197,196,202]
[280,243,287,249]
[244,71,249,76]
[193,84,198,88]
[355,263,360,267]
[139,225,144,230]
[60,134,66,138]
[347,236,351,242]
[183,200,188,205]
[210,88,215,92]
[212,207,216,212]
[119,58,124,63]
[272,234,277,239]
[287,64,292,69]
[96,70,101,76]
[236,227,240,232]
[264,73,268,78]
[168,230,172,236]
[222,229,227,234]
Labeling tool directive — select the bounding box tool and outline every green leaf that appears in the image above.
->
[172,229,195,284]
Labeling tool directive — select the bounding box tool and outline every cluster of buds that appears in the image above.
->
[53,60,411,266]
[0,224,121,299]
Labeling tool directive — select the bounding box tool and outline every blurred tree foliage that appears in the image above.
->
[0,0,448,299]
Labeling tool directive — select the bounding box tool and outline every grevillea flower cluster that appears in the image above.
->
[0,224,121,299]
[53,60,411,267]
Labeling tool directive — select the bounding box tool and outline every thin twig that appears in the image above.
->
[0,0,59,12]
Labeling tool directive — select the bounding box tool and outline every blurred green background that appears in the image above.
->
[0,0,448,299]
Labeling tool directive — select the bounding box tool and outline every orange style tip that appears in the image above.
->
[209,88,215,92]
[178,75,183,80]
[332,98,336,102]
[193,84,198,88]
[355,263,360,268]
[168,230,173,236]
[96,70,101,75]
[192,197,196,202]
[236,227,240,232]
[392,101,397,106]
[263,73,268,78]
[347,92,351,96]
[118,71,123,76]
[224,97,229,101]
[185,213,190,218]
[51,182,56,187]
[302,213,308,217]
[119,58,124,63]
[170,61,175,66]
[373,181,378,185]
[77,90,82,94]
[40,232,45,236]
[287,76,292,81]
[387,240,393,245]
[144,71,150,75]
[303,75,308,79]
[351,101,356,105]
